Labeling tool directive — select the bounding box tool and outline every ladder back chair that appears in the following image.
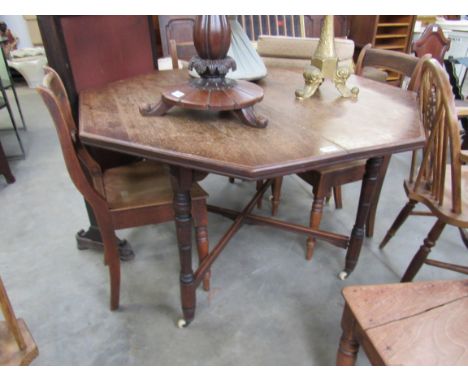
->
[295,46,430,262]
[37,67,211,310]
[380,59,468,281]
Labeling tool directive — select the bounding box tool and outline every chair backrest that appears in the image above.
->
[412,24,450,64]
[236,16,349,40]
[413,58,463,214]
[355,44,430,91]
[37,66,104,207]
[158,16,197,62]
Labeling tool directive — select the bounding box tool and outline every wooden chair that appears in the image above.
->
[380,59,468,281]
[38,16,159,260]
[412,24,451,65]
[37,67,211,311]
[336,279,468,365]
[0,139,15,183]
[0,276,38,365]
[293,46,429,262]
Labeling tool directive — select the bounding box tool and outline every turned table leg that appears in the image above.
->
[340,156,383,280]
[170,166,197,327]
[336,304,360,366]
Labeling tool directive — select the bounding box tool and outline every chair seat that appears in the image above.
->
[103,161,207,211]
[298,159,367,187]
[342,280,468,365]
[405,165,468,227]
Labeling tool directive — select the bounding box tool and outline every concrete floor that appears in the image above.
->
[0,84,466,365]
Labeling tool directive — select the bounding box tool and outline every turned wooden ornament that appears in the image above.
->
[140,15,267,128]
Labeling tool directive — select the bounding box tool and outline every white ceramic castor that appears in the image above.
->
[338,271,349,280]
[177,318,188,328]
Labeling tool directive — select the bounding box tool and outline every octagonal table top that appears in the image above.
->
[79,66,424,180]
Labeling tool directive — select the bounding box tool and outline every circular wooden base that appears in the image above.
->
[140,79,268,128]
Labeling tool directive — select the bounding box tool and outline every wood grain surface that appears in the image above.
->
[342,280,468,365]
[80,67,424,180]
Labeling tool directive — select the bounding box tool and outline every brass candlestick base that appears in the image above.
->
[295,16,358,100]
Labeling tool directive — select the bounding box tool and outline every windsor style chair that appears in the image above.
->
[380,58,468,281]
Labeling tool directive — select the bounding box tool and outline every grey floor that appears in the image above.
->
[0,84,466,366]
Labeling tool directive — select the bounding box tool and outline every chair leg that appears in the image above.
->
[336,304,360,366]
[271,177,283,216]
[256,180,263,208]
[0,141,15,183]
[94,212,121,310]
[4,96,25,157]
[366,155,391,238]
[11,85,27,130]
[333,186,343,209]
[379,200,417,249]
[192,199,210,291]
[401,219,446,283]
[459,228,468,249]
[306,183,327,261]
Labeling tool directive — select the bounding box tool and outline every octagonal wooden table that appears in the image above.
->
[79,66,424,326]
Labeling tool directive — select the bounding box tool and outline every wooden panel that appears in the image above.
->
[60,16,155,92]
[343,280,468,329]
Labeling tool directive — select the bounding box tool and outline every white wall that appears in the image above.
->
[0,15,33,48]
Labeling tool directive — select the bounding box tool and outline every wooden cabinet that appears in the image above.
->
[349,16,416,85]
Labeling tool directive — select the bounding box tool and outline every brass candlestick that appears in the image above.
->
[295,16,358,100]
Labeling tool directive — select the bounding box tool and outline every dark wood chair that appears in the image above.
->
[380,59,468,281]
[0,276,38,365]
[288,46,429,262]
[412,24,451,65]
[336,279,468,365]
[37,67,211,311]
[38,16,159,260]
[0,139,15,183]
